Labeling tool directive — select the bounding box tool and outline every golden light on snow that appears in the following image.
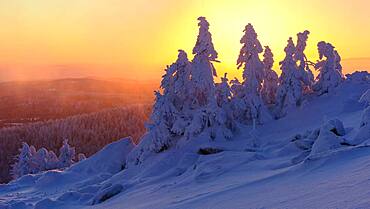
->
[0,0,369,81]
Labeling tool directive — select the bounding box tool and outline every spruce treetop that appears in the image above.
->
[263,46,274,70]
[237,23,263,70]
[285,37,296,57]
[192,17,218,61]
[176,50,189,65]
[295,30,310,63]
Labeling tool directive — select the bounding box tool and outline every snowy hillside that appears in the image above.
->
[0,76,369,209]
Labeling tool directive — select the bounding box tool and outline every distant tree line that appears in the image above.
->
[0,105,151,183]
[0,78,155,128]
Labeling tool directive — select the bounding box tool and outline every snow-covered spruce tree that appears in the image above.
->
[10,142,33,179]
[191,16,218,107]
[216,73,232,108]
[171,50,193,136]
[275,31,315,117]
[30,145,37,156]
[46,151,59,170]
[214,73,235,139]
[261,46,278,105]
[187,16,231,139]
[146,91,173,152]
[236,23,271,125]
[334,50,343,74]
[147,50,192,152]
[58,139,76,169]
[295,30,314,90]
[78,153,87,161]
[230,77,246,121]
[30,148,49,173]
[275,37,302,117]
[313,41,344,94]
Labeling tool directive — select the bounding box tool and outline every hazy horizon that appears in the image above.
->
[0,58,369,83]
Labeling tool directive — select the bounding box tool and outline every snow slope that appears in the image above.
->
[0,79,369,209]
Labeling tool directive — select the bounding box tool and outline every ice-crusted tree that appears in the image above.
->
[173,50,193,108]
[237,23,271,125]
[31,148,49,173]
[230,77,245,121]
[214,73,235,139]
[275,37,302,117]
[216,73,232,107]
[78,153,87,161]
[334,50,343,74]
[313,41,344,94]
[30,145,37,156]
[237,23,264,91]
[186,16,227,139]
[147,91,173,152]
[46,151,59,170]
[275,31,315,117]
[147,50,192,152]
[295,30,314,89]
[171,50,193,136]
[191,16,218,107]
[58,139,76,169]
[261,46,278,105]
[10,142,33,179]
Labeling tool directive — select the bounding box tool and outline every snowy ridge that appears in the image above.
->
[0,77,369,209]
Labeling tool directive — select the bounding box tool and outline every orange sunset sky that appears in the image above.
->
[0,0,369,81]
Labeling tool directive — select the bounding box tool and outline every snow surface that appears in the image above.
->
[1,80,370,209]
[359,89,370,106]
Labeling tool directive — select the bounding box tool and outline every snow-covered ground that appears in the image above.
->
[1,79,369,209]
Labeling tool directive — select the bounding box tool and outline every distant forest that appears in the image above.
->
[0,78,156,128]
[0,105,151,183]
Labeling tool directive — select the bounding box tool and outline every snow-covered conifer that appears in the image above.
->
[31,148,48,173]
[295,30,314,88]
[10,142,33,179]
[214,73,235,139]
[230,78,244,98]
[46,151,59,170]
[237,23,271,125]
[58,139,76,169]
[275,31,317,117]
[185,16,229,139]
[334,50,343,74]
[30,145,37,156]
[275,37,302,117]
[173,50,193,109]
[171,50,193,136]
[146,91,174,152]
[313,41,343,94]
[237,23,264,91]
[191,16,218,106]
[216,73,232,107]
[230,78,246,121]
[147,50,193,151]
[78,153,87,162]
[261,46,278,105]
